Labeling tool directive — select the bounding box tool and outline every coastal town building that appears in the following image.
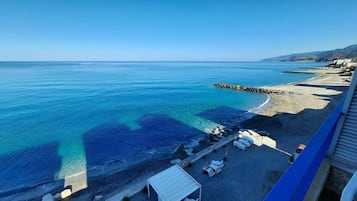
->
[328,59,356,69]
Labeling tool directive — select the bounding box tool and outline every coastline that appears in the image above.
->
[260,67,348,117]
[242,67,349,138]
[120,67,350,201]
[129,66,350,201]
[249,94,271,115]
[3,66,351,201]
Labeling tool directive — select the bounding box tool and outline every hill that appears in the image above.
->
[264,44,357,62]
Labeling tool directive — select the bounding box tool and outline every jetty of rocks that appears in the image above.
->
[214,83,295,95]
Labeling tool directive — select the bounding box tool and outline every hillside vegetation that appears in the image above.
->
[264,44,357,62]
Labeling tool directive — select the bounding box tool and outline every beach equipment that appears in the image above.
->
[239,139,251,147]
[203,167,215,177]
[203,160,224,177]
[147,165,202,201]
[239,129,269,146]
[211,160,224,166]
[233,140,246,151]
[241,135,254,145]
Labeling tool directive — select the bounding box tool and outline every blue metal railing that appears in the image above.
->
[264,99,345,201]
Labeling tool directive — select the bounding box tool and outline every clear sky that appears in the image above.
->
[0,0,356,61]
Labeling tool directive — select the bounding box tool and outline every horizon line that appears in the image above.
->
[0,60,266,63]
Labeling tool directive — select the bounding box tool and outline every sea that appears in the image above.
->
[0,61,322,194]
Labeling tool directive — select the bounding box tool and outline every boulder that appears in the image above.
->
[214,83,291,95]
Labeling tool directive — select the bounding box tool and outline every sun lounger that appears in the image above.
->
[239,139,251,147]
[203,160,224,177]
[233,140,246,151]
[211,160,224,166]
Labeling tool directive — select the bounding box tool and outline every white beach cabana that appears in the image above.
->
[147,165,201,201]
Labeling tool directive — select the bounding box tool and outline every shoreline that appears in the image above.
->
[260,67,348,117]
[240,67,349,140]
[129,66,350,201]
[119,67,350,201]
[249,94,271,114]
[2,66,351,201]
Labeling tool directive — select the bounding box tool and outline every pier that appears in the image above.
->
[181,134,239,166]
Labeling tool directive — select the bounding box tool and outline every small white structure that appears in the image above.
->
[147,165,201,201]
[239,129,262,145]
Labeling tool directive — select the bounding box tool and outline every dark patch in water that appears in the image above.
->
[0,142,62,195]
[196,106,246,124]
[82,113,206,168]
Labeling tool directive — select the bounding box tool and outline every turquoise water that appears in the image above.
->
[0,61,321,193]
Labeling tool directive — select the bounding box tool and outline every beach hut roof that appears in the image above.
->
[147,165,201,201]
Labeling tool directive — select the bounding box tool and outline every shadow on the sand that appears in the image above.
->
[295,83,347,92]
[313,93,337,101]
[242,92,347,139]
[240,79,348,154]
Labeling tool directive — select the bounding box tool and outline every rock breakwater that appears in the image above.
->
[214,83,295,95]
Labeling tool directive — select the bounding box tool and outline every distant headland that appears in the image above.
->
[263,44,357,62]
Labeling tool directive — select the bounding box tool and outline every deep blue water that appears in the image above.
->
[0,61,321,193]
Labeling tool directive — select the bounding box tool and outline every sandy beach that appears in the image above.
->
[126,67,351,201]
[244,67,349,137]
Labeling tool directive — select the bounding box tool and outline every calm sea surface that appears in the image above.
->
[0,61,321,192]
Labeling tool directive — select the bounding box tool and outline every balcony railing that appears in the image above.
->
[264,99,344,201]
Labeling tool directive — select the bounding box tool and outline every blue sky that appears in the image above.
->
[0,0,356,61]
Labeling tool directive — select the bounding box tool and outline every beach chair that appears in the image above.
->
[203,167,215,177]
